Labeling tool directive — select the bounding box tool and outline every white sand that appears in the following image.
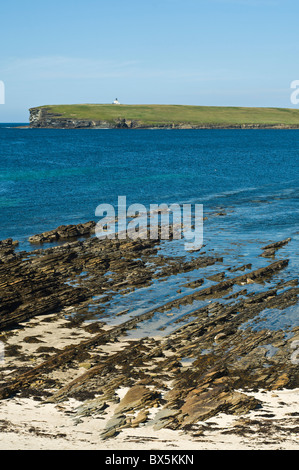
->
[0,388,298,450]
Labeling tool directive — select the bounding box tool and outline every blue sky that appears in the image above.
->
[0,0,299,121]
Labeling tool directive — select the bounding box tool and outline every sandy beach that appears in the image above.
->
[0,388,298,450]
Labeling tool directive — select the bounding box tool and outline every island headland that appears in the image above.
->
[29,104,299,129]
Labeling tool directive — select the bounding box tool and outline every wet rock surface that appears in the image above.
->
[0,224,298,444]
[28,221,96,244]
[260,237,292,258]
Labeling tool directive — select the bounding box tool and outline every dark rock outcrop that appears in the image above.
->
[28,221,96,244]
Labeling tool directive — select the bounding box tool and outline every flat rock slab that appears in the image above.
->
[115,385,159,414]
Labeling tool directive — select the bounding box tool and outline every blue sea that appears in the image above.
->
[1,124,299,333]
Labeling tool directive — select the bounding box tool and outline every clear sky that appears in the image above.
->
[0,0,299,121]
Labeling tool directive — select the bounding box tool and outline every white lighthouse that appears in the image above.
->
[113,98,120,105]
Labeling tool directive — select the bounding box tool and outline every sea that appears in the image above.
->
[0,124,298,334]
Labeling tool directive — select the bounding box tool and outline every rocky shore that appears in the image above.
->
[0,218,298,449]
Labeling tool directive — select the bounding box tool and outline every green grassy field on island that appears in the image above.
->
[31,104,299,127]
